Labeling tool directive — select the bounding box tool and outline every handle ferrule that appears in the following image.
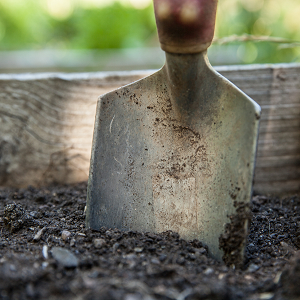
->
[153,0,218,54]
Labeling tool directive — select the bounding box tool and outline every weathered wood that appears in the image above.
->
[0,65,299,195]
[0,72,152,188]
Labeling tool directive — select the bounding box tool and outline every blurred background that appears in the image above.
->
[0,0,299,73]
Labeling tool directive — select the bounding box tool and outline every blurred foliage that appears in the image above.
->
[69,4,156,49]
[215,0,300,63]
[0,0,299,64]
[0,0,156,50]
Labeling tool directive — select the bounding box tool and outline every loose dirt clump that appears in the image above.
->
[219,201,251,268]
[3,203,38,233]
[278,251,300,299]
[0,182,299,300]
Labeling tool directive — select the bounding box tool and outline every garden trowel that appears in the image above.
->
[86,0,261,265]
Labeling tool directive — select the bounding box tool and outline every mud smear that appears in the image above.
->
[219,201,252,268]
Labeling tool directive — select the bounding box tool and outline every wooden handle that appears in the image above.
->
[153,0,218,54]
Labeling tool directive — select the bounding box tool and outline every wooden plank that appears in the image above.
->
[254,180,300,196]
[256,155,300,168]
[258,130,300,141]
[259,118,300,134]
[0,71,152,187]
[0,65,299,195]
[254,166,300,182]
[259,104,300,119]
[223,64,300,194]
[257,140,300,157]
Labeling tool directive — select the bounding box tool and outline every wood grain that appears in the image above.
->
[0,65,299,195]
[222,64,300,194]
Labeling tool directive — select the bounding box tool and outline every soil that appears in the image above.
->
[0,182,299,300]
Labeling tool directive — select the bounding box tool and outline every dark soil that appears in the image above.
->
[0,182,299,300]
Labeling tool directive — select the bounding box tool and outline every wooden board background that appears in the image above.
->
[0,65,299,195]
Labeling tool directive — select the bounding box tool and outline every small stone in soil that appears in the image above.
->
[247,263,260,273]
[151,258,160,265]
[77,232,86,237]
[42,245,48,259]
[51,247,79,268]
[33,227,46,241]
[134,247,143,253]
[93,238,106,248]
[204,267,214,275]
[198,247,207,254]
[61,230,71,241]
